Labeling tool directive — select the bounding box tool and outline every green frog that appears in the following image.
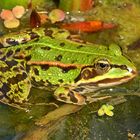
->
[0,27,137,106]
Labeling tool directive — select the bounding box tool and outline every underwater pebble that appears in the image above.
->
[49,9,65,23]
[4,18,20,28]
[12,5,25,19]
[0,9,14,20]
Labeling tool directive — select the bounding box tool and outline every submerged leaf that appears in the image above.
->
[30,9,41,28]
[61,21,117,32]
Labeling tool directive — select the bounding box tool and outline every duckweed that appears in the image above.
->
[98,104,114,117]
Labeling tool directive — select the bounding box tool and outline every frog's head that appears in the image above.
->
[75,44,137,91]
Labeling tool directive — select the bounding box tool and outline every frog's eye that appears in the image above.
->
[94,59,111,74]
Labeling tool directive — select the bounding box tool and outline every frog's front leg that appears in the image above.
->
[54,87,86,105]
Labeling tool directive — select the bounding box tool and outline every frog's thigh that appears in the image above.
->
[0,69,31,103]
[54,87,86,105]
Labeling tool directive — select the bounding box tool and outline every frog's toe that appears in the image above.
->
[54,87,86,105]
[68,91,86,105]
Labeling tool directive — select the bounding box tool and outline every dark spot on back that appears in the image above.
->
[13,67,20,72]
[41,46,51,50]
[20,65,25,71]
[6,60,18,68]
[22,72,28,79]
[41,65,49,70]
[71,60,76,64]
[26,65,30,73]
[18,87,23,93]
[33,68,39,75]
[0,66,9,72]
[55,55,62,61]
[58,30,65,33]
[7,72,28,85]
[21,38,28,44]
[31,77,46,87]
[6,38,19,46]
[25,55,31,61]
[6,50,14,57]
[20,61,25,66]
[44,29,53,37]
[38,80,46,86]
[0,56,6,61]
[46,80,53,86]
[61,68,71,73]
[25,46,32,50]
[15,48,21,53]
[0,83,11,94]
[29,32,40,40]
[58,79,63,83]
[77,45,83,49]
[31,77,37,85]
[33,38,39,42]
[60,42,65,47]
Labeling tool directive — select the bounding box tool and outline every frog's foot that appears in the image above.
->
[54,87,86,105]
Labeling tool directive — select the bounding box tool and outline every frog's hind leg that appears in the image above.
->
[54,87,86,105]
[0,60,31,105]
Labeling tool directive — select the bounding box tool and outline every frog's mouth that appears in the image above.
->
[89,69,137,88]
[72,70,137,95]
[77,70,137,88]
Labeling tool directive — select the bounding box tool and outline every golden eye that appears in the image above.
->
[95,59,110,74]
